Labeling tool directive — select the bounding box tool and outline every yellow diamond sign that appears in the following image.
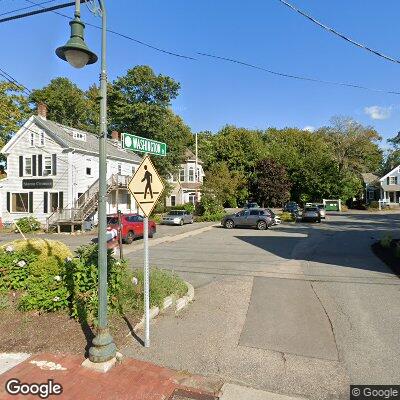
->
[128,155,165,217]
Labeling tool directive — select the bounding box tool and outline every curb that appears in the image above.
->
[131,281,195,334]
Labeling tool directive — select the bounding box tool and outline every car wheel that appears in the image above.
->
[257,220,267,230]
[317,219,321,223]
[180,219,184,226]
[190,219,194,224]
[224,219,234,229]
[125,231,135,244]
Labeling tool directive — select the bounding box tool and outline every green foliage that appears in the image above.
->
[132,268,187,310]
[279,212,295,222]
[380,234,392,249]
[249,158,291,207]
[0,292,9,310]
[169,203,195,213]
[195,212,226,222]
[29,77,97,133]
[0,82,30,158]
[10,239,72,261]
[15,216,41,233]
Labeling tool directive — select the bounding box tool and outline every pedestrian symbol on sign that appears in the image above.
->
[141,165,153,199]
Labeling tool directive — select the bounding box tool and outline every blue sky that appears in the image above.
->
[1,0,400,145]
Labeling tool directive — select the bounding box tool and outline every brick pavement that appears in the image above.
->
[0,353,221,400]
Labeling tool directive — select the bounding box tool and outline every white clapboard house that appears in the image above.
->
[165,149,205,207]
[380,164,400,206]
[0,105,141,231]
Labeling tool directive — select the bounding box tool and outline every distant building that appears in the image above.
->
[165,149,205,207]
[379,165,400,206]
[361,172,380,203]
[0,105,141,231]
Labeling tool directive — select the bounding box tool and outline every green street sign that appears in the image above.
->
[122,133,167,156]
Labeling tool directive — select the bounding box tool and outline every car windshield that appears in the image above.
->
[317,205,324,209]
[107,217,119,224]
[305,207,318,212]
[169,211,185,216]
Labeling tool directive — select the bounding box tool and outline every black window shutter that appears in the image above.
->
[6,192,10,212]
[43,192,48,214]
[38,155,43,176]
[58,192,64,209]
[52,154,57,175]
[19,156,23,177]
[387,177,390,185]
[28,192,33,213]
[32,155,37,176]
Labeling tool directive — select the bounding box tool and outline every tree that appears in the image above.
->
[29,77,96,132]
[249,158,291,207]
[0,82,30,151]
[108,66,191,177]
[213,125,267,173]
[201,162,246,208]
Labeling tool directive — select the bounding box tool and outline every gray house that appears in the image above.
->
[379,165,400,206]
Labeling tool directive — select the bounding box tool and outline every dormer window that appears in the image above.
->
[188,167,194,182]
[73,131,86,141]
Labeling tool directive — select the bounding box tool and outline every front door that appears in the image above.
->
[389,192,395,203]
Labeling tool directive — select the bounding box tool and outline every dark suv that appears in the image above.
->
[221,209,272,230]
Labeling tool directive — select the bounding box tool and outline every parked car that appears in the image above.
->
[301,207,321,223]
[315,204,326,219]
[244,202,260,209]
[266,208,281,225]
[221,208,272,230]
[283,202,300,213]
[162,210,193,226]
[107,213,157,244]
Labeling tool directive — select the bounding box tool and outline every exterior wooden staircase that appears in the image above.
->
[46,174,129,232]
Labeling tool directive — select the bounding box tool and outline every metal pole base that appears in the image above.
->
[88,327,117,363]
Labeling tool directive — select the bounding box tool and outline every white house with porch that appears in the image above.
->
[0,105,142,231]
[380,165,400,206]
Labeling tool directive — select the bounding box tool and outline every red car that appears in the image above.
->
[107,213,157,244]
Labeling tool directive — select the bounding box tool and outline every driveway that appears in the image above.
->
[122,212,400,400]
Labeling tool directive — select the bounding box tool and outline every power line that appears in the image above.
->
[197,52,400,95]
[0,67,32,95]
[276,0,400,65]
[0,0,55,18]
[24,0,197,60]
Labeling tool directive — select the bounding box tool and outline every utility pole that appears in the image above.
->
[195,132,198,202]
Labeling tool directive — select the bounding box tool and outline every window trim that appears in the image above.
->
[29,132,35,147]
[11,192,30,213]
[389,176,397,185]
[188,167,195,182]
[43,156,52,176]
[38,131,45,147]
[179,169,185,182]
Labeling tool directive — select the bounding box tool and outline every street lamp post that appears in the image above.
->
[56,0,117,364]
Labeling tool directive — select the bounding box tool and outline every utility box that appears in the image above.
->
[323,199,341,211]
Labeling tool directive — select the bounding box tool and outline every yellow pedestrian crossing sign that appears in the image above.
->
[128,155,165,217]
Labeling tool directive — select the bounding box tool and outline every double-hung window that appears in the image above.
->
[24,157,32,175]
[43,156,52,176]
[188,167,194,182]
[179,169,185,182]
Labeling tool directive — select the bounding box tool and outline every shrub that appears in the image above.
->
[170,203,195,214]
[0,240,72,312]
[380,234,392,249]
[279,212,295,222]
[15,216,41,233]
[195,212,226,222]
[368,201,380,210]
[131,268,187,311]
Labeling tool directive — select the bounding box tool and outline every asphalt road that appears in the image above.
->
[123,212,400,400]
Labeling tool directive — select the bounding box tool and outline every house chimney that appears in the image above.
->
[37,102,47,120]
[111,131,120,141]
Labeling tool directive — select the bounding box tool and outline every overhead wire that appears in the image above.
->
[276,0,400,65]
[197,52,400,95]
[0,0,55,18]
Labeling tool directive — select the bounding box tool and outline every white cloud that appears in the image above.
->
[303,126,315,132]
[364,105,392,120]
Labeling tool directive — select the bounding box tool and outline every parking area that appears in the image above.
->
[0,221,216,252]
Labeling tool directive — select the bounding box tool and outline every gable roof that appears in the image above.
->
[185,148,203,164]
[2,116,141,164]
[380,164,400,182]
[361,172,379,185]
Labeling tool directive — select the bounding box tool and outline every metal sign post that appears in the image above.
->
[143,213,150,347]
[126,151,166,348]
